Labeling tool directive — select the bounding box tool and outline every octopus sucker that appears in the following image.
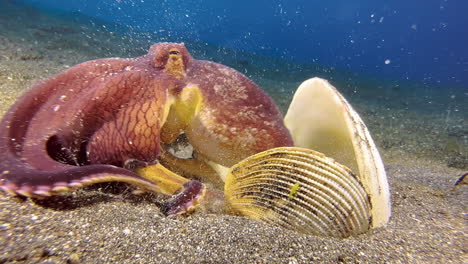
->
[32,190,53,197]
[51,186,71,193]
[1,184,19,195]
[15,185,35,197]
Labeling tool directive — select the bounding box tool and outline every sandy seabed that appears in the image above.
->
[0,2,466,263]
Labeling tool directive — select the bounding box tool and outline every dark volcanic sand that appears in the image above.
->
[0,2,466,263]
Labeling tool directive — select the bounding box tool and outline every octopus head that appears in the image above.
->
[157,44,293,175]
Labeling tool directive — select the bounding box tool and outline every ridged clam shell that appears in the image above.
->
[284,78,391,228]
[224,147,371,238]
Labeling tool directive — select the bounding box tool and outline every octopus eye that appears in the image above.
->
[169,50,180,55]
[164,48,186,78]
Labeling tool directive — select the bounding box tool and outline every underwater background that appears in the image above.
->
[19,0,468,88]
[0,1,466,263]
[3,0,465,169]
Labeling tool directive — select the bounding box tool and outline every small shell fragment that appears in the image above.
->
[224,147,371,238]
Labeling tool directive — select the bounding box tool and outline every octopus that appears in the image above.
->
[0,42,293,215]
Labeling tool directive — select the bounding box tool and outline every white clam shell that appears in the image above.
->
[284,77,391,228]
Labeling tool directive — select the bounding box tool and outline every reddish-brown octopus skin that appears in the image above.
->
[0,42,293,202]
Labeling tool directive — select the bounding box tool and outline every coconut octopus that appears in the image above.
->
[0,43,292,214]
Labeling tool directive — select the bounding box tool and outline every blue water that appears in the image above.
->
[0,1,465,169]
[17,0,468,88]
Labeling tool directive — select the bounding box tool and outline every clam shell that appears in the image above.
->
[224,147,371,237]
[223,77,390,237]
[284,77,390,228]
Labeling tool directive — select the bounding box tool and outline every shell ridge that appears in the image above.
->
[226,169,369,236]
[234,189,333,236]
[237,161,368,221]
